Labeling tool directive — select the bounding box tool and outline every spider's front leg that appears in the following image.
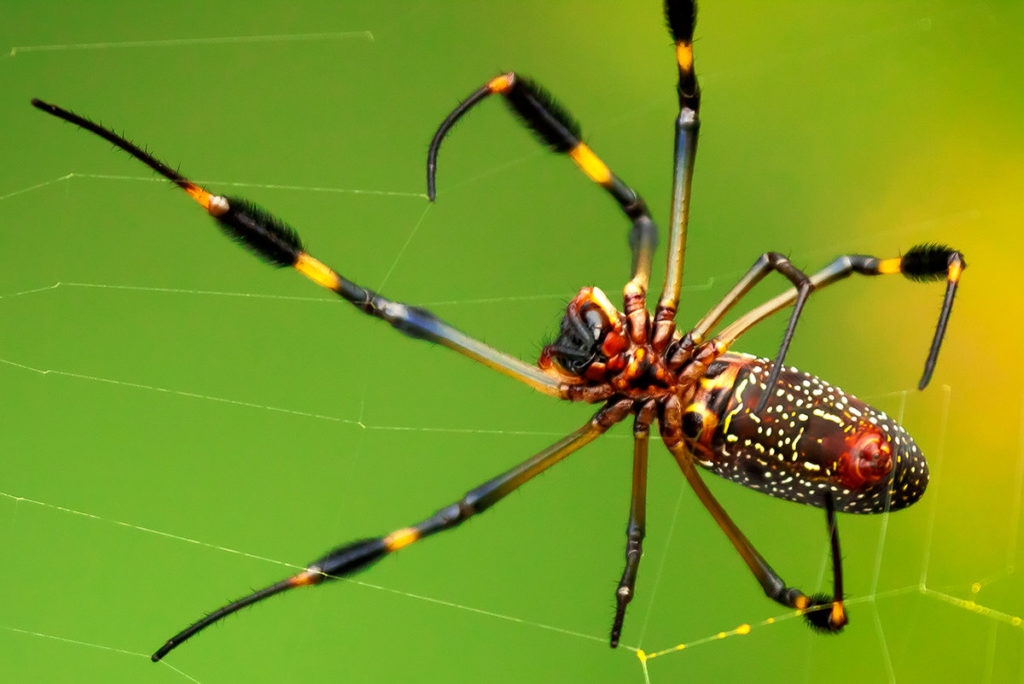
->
[30,99,580,400]
[152,399,634,661]
[653,0,701,352]
[425,71,659,333]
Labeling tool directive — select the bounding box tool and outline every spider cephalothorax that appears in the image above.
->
[540,287,684,396]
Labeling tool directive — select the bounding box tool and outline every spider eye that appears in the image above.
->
[539,287,624,379]
[580,303,610,337]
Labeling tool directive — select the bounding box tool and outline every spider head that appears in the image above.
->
[539,287,629,382]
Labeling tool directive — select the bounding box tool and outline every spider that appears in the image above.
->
[31,0,964,662]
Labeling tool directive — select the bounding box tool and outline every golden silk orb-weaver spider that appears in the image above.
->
[31,0,964,662]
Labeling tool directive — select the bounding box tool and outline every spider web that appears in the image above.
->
[2,1,1022,682]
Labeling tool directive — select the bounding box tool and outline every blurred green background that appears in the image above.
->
[2,1,1022,682]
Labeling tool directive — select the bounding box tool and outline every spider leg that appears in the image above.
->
[679,252,814,413]
[685,253,817,345]
[30,98,568,398]
[425,73,658,331]
[653,0,701,351]
[805,491,849,632]
[665,442,847,629]
[701,247,965,405]
[152,399,634,661]
[610,400,656,647]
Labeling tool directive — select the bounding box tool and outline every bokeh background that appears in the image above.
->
[2,1,1022,682]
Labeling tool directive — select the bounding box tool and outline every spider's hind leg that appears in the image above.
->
[704,246,966,400]
[665,441,848,631]
[152,400,633,661]
[803,492,848,632]
[610,401,656,647]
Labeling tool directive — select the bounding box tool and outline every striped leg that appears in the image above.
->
[30,99,565,399]
[665,442,847,630]
[652,0,702,351]
[424,73,658,338]
[710,247,966,393]
[151,400,632,661]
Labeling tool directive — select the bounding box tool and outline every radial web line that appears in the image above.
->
[1,357,610,439]
[633,479,689,647]
[1,492,307,573]
[0,283,62,300]
[2,280,666,308]
[0,358,362,426]
[9,30,374,56]
[0,172,425,203]
[920,384,952,586]
[0,173,73,201]
[440,149,547,195]
[0,625,149,661]
[868,389,909,684]
[0,278,716,307]
[154,660,204,684]
[871,390,909,597]
[72,172,424,198]
[871,604,896,684]
[1,626,203,684]
[1,490,617,653]
[376,202,433,291]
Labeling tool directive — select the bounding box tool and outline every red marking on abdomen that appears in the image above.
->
[830,426,893,490]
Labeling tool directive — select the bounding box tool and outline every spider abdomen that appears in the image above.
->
[682,353,928,514]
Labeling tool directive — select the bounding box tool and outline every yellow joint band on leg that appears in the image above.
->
[487,73,513,93]
[183,183,213,210]
[877,257,903,274]
[383,527,420,551]
[295,253,341,291]
[949,260,963,283]
[676,42,694,72]
[569,143,612,186]
[182,184,229,217]
[288,570,319,587]
[831,601,846,624]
